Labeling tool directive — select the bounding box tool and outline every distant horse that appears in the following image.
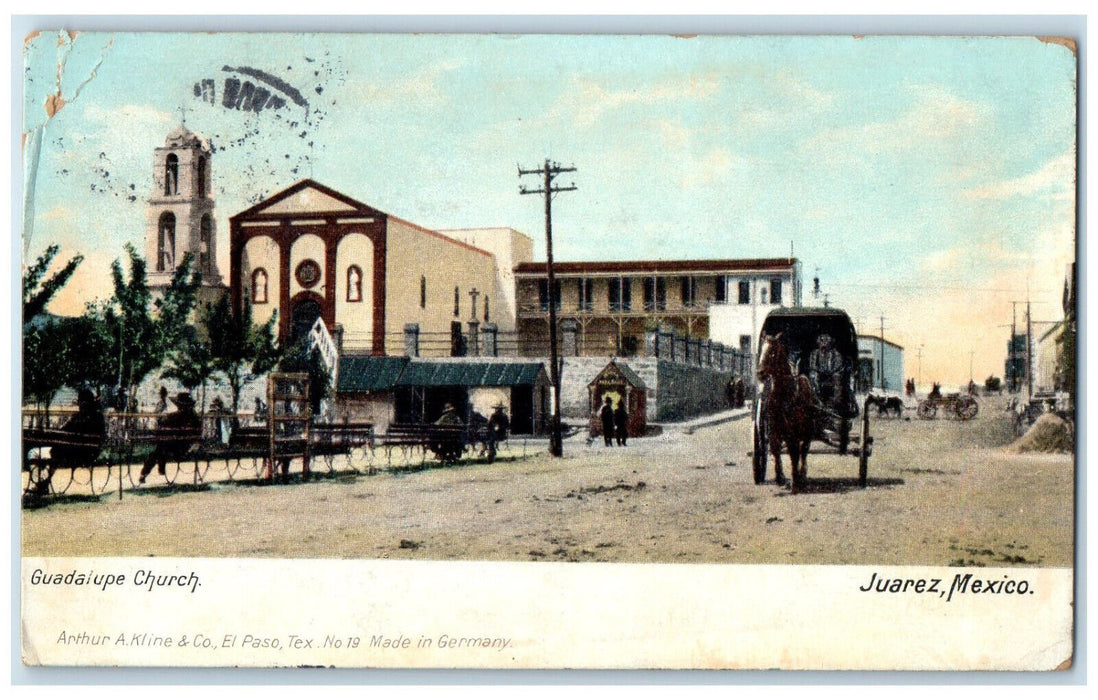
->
[757,333,818,492]
[868,395,903,418]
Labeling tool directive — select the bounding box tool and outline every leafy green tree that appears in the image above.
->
[205,295,280,420]
[23,244,84,320]
[22,320,71,415]
[103,244,200,402]
[162,336,217,413]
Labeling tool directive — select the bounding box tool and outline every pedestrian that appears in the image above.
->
[433,402,464,463]
[210,397,230,445]
[614,399,629,446]
[139,392,201,485]
[154,385,168,414]
[40,388,106,496]
[487,404,510,461]
[599,395,615,447]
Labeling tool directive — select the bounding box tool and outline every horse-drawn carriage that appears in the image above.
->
[916,384,979,420]
[752,308,872,492]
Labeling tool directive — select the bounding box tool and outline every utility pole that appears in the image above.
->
[917,344,924,389]
[879,316,887,391]
[519,159,577,458]
[1026,300,1032,399]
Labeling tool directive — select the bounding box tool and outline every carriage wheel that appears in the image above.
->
[87,465,113,495]
[959,398,979,421]
[838,418,851,456]
[917,401,937,420]
[859,397,871,488]
[752,410,768,485]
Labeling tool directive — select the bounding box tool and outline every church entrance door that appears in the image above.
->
[291,299,322,343]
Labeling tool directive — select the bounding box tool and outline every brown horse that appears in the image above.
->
[757,333,818,492]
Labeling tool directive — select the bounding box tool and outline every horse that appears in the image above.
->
[757,333,818,492]
[867,395,903,418]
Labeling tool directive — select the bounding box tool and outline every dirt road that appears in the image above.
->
[22,396,1074,566]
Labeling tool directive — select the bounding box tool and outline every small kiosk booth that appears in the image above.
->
[588,360,647,439]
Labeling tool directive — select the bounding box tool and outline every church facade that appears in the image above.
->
[228,179,530,355]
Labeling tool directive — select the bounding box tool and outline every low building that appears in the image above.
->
[335,356,549,435]
[856,335,904,393]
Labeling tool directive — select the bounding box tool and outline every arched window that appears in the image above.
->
[252,268,268,304]
[420,275,427,309]
[164,154,179,195]
[199,214,213,274]
[196,156,207,198]
[157,212,176,272]
[484,296,490,323]
[347,265,363,302]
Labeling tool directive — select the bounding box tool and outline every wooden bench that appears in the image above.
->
[22,428,106,496]
[380,423,471,465]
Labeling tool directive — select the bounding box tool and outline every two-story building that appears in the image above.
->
[514,258,802,361]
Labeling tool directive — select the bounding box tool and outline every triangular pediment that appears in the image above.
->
[257,185,361,215]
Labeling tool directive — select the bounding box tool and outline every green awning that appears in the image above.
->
[337,356,410,393]
[396,361,546,388]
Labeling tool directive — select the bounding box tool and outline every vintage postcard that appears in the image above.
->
[19,30,1077,670]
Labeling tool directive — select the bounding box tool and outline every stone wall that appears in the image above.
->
[654,361,734,422]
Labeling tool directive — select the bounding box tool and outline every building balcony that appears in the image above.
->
[517,300,711,318]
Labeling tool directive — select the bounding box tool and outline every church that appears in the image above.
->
[143,124,531,357]
[228,180,530,355]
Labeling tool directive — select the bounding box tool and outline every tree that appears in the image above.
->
[205,295,280,420]
[162,336,217,413]
[22,244,85,415]
[23,244,84,320]
[104,244,201,403]
[984,376,1002,394]
[22,319,71,416]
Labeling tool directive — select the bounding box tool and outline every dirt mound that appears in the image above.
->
[1006,413,1074,453]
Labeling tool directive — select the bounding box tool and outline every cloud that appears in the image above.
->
[83,103,174,127]
[556,74,721,128]
[344,58,463,106]
[963,149,1076,200]
[801,83,987,160]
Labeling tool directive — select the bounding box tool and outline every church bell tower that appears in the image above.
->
[145,125,224,300]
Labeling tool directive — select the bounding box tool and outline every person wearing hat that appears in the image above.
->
[599,395,616,447]
[37,388,106,495]
[808,333,844,407]
[432,402,464,463]
[488,404,510,444]
[139,391,201,484]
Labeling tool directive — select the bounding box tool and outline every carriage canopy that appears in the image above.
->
[757,307,859,375]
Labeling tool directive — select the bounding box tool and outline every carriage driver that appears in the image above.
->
[808,333,844,405]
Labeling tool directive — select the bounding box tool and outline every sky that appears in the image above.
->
[21,31,1077,386]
